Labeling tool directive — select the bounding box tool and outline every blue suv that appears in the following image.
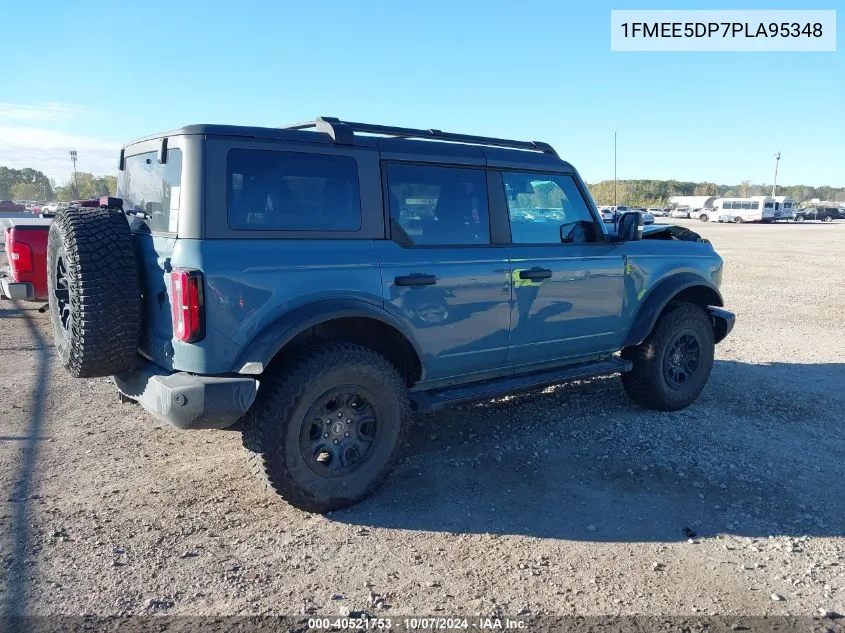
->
[46,117,734,512]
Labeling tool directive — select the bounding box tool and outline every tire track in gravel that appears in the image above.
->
[1,302,51,621]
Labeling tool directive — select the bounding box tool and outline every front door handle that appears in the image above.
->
[395,274,437,287]
[518,267,553,280]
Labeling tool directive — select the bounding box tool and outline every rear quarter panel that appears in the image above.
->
[167,238,384,375]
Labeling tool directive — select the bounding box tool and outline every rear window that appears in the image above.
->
[227,150,361,231]
[118,149,183,234]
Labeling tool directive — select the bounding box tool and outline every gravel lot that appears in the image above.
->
[1,220,843,621]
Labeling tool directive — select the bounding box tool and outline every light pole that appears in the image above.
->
[69,150,79,196]
[614,131,617,207]
[771,152,781,197]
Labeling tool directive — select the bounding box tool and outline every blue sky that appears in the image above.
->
[1,0,842,187]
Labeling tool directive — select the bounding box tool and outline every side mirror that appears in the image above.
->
[616,211,643,242]
[560,220,597,244]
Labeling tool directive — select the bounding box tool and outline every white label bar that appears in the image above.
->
[611,10,836,51]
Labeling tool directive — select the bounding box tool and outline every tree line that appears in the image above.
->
[3,164,843,209]
[0,166,117,202]
[586,179,845,208]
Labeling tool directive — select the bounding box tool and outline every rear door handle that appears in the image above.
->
[518,267,553,280]
[395,274,437,287]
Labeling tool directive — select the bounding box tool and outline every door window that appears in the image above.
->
[386,164,490,246]
[502,172,598,244]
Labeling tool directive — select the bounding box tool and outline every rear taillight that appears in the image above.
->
[170,270,205,343]
[8,231,34,274]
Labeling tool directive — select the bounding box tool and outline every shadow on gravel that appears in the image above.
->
[331,360,845,543]
[1,302,50,620]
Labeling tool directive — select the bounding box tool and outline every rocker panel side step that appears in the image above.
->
[410,357,632,413]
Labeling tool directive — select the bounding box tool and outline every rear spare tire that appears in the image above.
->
[47,207,142,378]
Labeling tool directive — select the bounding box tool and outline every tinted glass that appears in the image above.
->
[227,150,361,231]
[386,164,489,246]
[119,149,183,234]
[750,201,759,209]
[741,202,753,209]
[503,172,597,244]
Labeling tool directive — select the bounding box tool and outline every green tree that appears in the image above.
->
[694,182,719,196]
[0,166,54,200]
[10,182,44,200]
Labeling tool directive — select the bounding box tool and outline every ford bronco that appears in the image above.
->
[46,117,735,513]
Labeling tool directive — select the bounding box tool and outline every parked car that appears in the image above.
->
[647,207,668,217]
[794,207,842,222]
[641,211,655,225]
[45,117,735,513]
[0,200,26,213]
[697,208,716,222]
[670,207,691,219]
[717,213,742,223]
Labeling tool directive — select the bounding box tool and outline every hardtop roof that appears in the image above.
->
[123,123,573,171]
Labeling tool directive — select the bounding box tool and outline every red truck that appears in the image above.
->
[1,216,52,301]
[1,198,117,303]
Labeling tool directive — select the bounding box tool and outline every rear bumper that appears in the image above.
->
[707,306,735,344]
[0,276,35,301]
[114,359,259,430]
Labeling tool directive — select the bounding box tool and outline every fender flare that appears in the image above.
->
[233,299,424,375]
[623,273,723,348]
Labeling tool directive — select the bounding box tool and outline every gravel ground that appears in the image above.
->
[1,220,843,621]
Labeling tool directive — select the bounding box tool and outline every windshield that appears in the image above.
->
[118,149,183,233]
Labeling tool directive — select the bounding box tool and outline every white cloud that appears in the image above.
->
[0,104,120,183]
[0,102,89,122]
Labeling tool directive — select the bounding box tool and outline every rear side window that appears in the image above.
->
[227,150,361,231]
[119,149,183,234]
[386,163,490,246]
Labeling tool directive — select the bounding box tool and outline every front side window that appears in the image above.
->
[227,150,361,231]
[386,164,490,246]
[503,172,597,244]
[119,149,183,233]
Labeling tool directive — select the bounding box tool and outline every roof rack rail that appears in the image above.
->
[282,116,558,157]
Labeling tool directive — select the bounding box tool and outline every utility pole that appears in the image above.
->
[772,152,781,197]
[69,150,79,197]
[614,131,617,207]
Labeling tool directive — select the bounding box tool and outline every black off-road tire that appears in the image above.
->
[621,303,715,412]
[242,343,410,513]
[47,207,142,378]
